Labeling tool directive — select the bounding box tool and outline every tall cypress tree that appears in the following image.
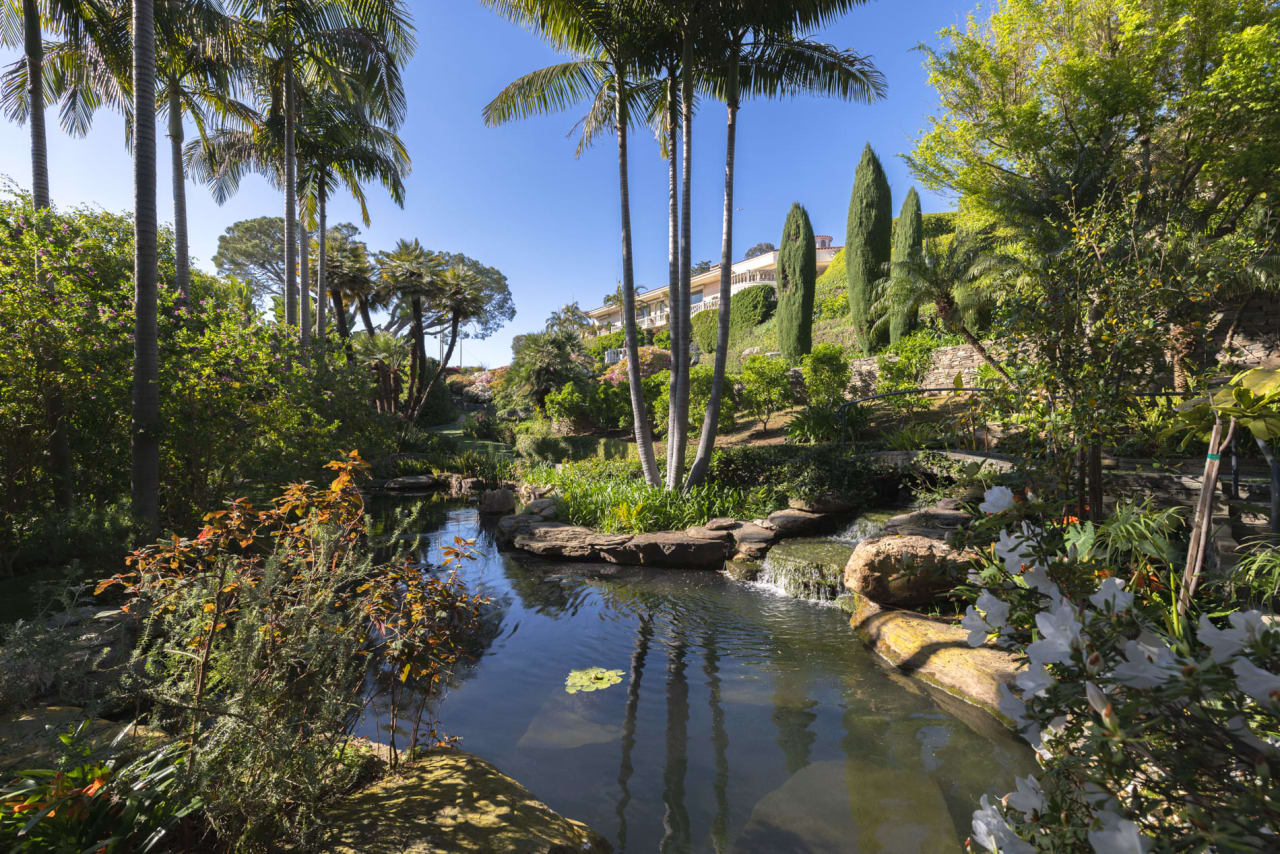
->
[889,187,923,343]
[776,203,817,361]
[846,143,891,353]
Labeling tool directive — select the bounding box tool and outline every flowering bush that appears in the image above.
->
[962,487,1280,852]
[599,346,671,385]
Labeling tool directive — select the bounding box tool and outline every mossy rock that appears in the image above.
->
[847,600,1022,726]
[317,749,611,853]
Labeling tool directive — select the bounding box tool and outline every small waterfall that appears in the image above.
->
[755,539,856,603]
[831,512,891,545]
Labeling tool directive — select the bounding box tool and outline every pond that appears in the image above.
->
[359,504,1035,854]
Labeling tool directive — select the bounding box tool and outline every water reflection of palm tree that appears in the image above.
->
[702,634,730,854]
[660,625,691,853]
[772,657,818,776]
[615,609,654,852]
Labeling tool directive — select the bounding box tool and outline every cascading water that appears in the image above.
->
[753,513,892,602]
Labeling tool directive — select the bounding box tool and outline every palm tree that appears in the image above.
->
[297,95,409,347]
[684,1,885,488]
[482,0,669,486]
[376,239,448,418]
[148,3,254,302]
[872,232,1013,383]
[132,0,160,532]
[354,330,409,414]
[324,224,377,340]
[234,0,412,330]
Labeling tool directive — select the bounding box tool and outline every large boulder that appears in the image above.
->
[478,488,517,515]
[513,526,631,561]
[610,531,730,569]
[317,749,611,854]
[730,522,779,560]
[766,508,826,536]
[843,535,976,607]
[521,498,558,520]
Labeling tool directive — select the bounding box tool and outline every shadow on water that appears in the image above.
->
[357,505,1036,853]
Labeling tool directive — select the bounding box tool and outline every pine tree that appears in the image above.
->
[776,202,816,361]
[846,143,891,353]
[889,187,923,343]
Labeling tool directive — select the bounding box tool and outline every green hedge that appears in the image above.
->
[690,283,777,354]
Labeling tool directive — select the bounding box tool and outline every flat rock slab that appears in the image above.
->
[882,500,972,540]
[514,526,631,561]
[384,475,440,491]
[766,508,826,536]
[317,750,610,854]
[847,600,1022,726]
[496,516,564,547]
[513,526,729,569]
[704,517,739,531]
[0,707,163,774]
[787,495,860,514]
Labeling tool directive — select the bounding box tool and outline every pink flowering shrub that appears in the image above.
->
[600,347,671,385]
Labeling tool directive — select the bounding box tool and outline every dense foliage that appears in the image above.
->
[846,143,892,353]
[0,198,402,581]
[888,188,923,343]
[776,202,816,360]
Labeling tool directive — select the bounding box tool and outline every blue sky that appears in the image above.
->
[0,0,973,367]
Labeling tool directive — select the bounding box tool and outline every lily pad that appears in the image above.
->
[565,667,623,694]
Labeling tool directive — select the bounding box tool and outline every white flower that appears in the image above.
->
[998,683,1029,724]
[972,795,1035,854]
[1027,600,1082,666]
[1003,775,1045,818]
[994,523,1043,575]
[1089,577,1132,613]
[1015,662,1054,698]
[962,606,991,647]
[963,591,1012,647]
[1231,658,1280,707]
[1111,634,1181,689]
[980,485,1017,514]
[1198,611,1274,664]
[1020,566,1062,600]
[1086,681,1110,716]
[1088,807,1153,854]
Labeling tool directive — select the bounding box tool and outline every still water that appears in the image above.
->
[361,505,1034,853]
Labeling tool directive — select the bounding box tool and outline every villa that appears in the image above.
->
[586,234,840,336]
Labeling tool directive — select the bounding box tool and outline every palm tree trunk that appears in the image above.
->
[283,64,298,328]
[357,295,376,337]
[664,73,685,489]
[409,311,459,422]
[615,67,661,486]
[23,0,49,209]
[405,295,426,407]
[299,221,310,346]
[167,85,189,302]
[26,0,72,509]
[954,319,1013,384]
[131,0,160,533]
[316,186,327,344]
[686,47,739,489]
[674,33,694,482]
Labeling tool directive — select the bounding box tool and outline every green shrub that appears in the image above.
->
[709,444,876,506]
[99,456,488,848]
[689,283,777,356]
[800,343,851,409]
[740,355,796,430]
[777,203,817,361]
[692,309,719,354]
[524,458,778,533]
